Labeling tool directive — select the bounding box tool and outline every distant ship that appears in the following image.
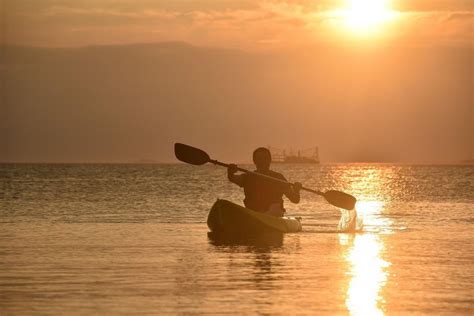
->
[268,146,320,164]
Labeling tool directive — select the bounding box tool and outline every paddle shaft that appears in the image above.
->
[209,159,324,196]
[174,143,356,210]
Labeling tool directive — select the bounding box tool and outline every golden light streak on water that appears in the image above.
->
[344,233,390,316]
[356,200,393,233]
[336,165,396,232]
[338,167,392,315]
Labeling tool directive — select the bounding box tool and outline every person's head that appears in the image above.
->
[253,147,272,171]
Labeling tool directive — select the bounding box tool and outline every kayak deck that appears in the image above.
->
[207,199,302,234]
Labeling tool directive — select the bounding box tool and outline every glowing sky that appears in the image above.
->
[4,0,473,49]
[2,1,473,162]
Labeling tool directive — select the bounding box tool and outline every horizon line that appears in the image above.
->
[1,160,472,165]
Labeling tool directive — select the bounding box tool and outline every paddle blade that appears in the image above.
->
[323,190,357,210]
[174,143,210,165]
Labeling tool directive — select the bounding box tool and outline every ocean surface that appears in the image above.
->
[1,163,473,315]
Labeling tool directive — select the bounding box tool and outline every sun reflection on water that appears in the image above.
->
[337,165,396,233]
[355,200,393,233]
[341,233,390,316]
[338,166,393,315]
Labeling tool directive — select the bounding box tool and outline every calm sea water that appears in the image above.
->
[1,163,473,315]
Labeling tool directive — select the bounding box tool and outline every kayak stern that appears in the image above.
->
[207,199,302,234]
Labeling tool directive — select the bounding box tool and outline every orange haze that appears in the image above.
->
[2,1,473,163]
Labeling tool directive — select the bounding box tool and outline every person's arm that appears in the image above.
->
[227,164,244,187]
[284,180,302,203]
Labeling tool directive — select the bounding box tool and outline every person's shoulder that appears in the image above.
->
[269,170,286,180]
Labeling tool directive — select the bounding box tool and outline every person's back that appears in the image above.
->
[242,169,286,213]
[228,147,301,217]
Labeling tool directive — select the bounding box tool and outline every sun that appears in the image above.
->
[337,0,398,35]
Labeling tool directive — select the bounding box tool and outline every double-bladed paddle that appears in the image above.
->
[174,143,357,210]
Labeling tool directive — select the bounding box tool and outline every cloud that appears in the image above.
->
[4,0,473,49]
[444,11,474,21]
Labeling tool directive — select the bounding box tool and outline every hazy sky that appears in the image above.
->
[2,1,473,163]
[4,0,473,49]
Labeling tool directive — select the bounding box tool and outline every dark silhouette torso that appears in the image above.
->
[242,170,287,212]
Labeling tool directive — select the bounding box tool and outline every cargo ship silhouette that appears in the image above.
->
[268,147,320,164]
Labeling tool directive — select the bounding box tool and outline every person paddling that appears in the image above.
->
[227,147,302,217]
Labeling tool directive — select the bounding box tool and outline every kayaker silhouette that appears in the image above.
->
[228,147,302,217]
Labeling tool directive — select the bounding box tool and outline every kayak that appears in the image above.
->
[207,199,302,234]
